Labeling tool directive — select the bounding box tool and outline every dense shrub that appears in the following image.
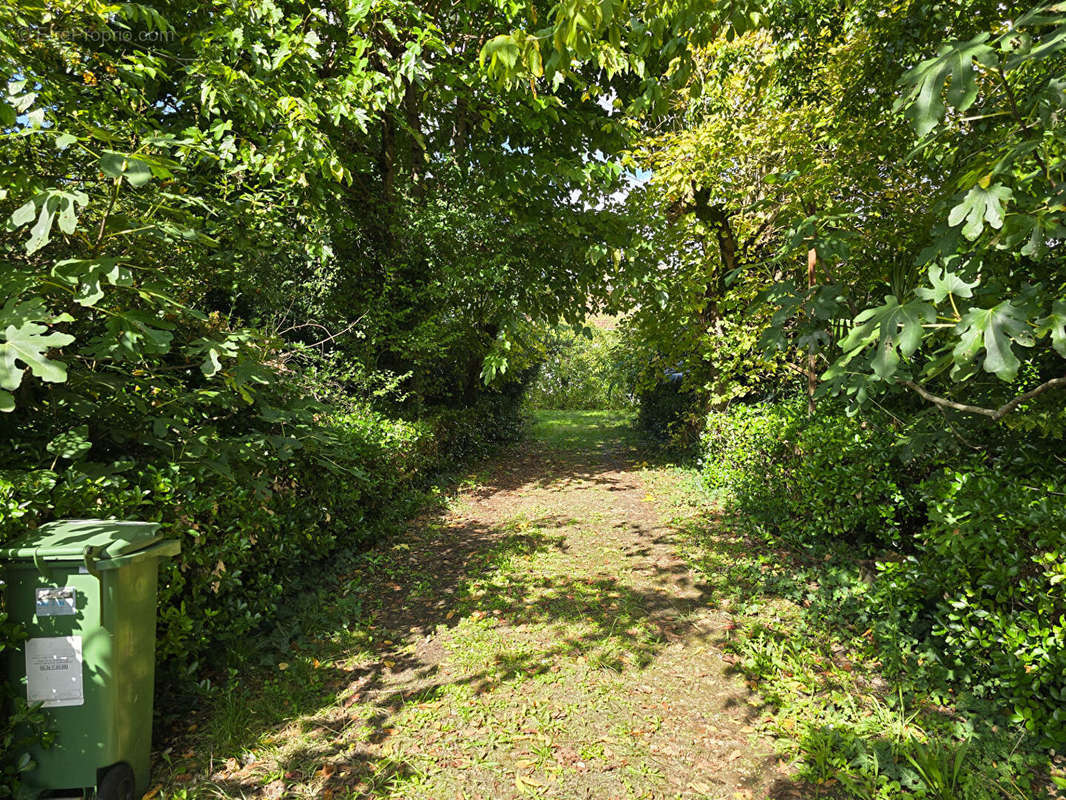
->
[0,602,50,793]
[428,384,532,461]
[701,399,928,550]
[0,396,524,671]
[701,400,1066,745]
[0,388,526,793]
[605,319,706,446]
[635,377,705,448]
[875,467,1066,739]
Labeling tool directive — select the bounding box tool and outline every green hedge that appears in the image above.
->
[0,393,524,794]
[876,466,1066,738]
[700,399,928,549]
[700,400,1066,745]
[635,377,706,449]
[2,406,422,671]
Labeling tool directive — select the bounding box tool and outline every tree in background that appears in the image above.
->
[527,320,634,410]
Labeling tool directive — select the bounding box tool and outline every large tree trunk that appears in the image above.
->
[691,188,739,414]
[379,116,395,204]
[404,80,423,194]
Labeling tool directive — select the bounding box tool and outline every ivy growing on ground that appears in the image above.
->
[700,399,1066,747]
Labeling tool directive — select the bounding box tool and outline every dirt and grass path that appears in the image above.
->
[156,410,797,799]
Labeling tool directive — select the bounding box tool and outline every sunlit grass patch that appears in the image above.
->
[531,409,638,451]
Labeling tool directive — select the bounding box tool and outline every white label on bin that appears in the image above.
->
[35,586,76,617]
[25,636,84,708]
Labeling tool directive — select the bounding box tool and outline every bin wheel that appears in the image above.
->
[97,763,135,800]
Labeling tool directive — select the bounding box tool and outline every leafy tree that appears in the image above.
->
[618,2,1065,432]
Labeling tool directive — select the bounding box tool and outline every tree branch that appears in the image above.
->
[901,375,1066,422]
[275,316,366,361]
[996,66,1054,186]
[94,177,122,255]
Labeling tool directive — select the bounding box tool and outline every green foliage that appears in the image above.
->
[659,449,1058,800]
[0,404,429,669]
[609,311,789,448]
[620,4,1066,764]
[0,0,1062,792]
[0,300,75,411]
[478,0,764,102]
[527,325,634,410]
[0,694,50,799]
[876,466,1066,739]
[0,0,608,791]
[619,2,1065,428]
[701,399,1066,748]
[0,386,526,793]
[423,388,532,464]
[633,379,701,447]
[773,5,1064,419]
[0,599,52,798]
[702,399,926,549]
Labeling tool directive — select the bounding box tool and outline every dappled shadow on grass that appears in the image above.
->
[668,503,1062,798]
[233,532,725,796]
[154,424,802,798]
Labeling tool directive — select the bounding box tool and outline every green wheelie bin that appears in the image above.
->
[0,520,180,799]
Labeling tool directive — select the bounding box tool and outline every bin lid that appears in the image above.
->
[0,519,164,560]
